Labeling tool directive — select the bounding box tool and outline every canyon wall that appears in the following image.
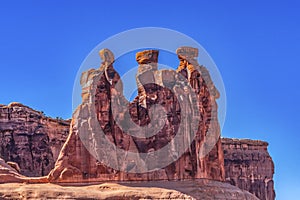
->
[222,138,275,200]
[0,103,70,177]
[0,104,275,199]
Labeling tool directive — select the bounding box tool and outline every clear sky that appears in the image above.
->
[0,1,299,199]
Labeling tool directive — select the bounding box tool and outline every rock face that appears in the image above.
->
[48,47,225,183]
[0,48,275,199]
[0,157,26,183]
[222,138,275,200]
[0,103,70,177]
[0,180,259,200]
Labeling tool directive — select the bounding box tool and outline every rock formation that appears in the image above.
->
[0,180,259,200]
[0,157,26,183]
[0,48,275,200]
[0,103,70,177]
[48,47,225,182]
[222,138,275,200]
[0,102,275,199]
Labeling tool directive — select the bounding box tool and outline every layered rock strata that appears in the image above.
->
[222,138,275,200]
[0,103,70,177]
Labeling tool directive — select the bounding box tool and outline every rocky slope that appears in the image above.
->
[0,180,259,200]
[223,138,275,200]
[0,103,70,177]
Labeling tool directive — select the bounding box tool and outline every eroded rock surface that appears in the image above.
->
[0,180,259,200]
[0,48,275,200]
[0,157,26,183]
[0,103,70,177]
[48,47,225,183]
[222,138,275,200]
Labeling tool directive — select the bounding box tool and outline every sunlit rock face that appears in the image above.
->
[47,47,225,183]
[222,138,275,200]
[0,48,275,199]
[0,103,70,177]
[0,179,260,200]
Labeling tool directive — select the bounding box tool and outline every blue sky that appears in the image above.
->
[0,1,299,199]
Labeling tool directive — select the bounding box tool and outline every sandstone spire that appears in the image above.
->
[136,50,159,108]
[48,47,225,183]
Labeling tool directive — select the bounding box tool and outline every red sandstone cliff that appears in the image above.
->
[222,138,275,200]
[0,103,275,199]
[0,48,275,200]
[0,102,70,177]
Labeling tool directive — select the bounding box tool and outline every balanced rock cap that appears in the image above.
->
[176,47,198,58]
[136,50,159,64]
[99,48,115,64]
